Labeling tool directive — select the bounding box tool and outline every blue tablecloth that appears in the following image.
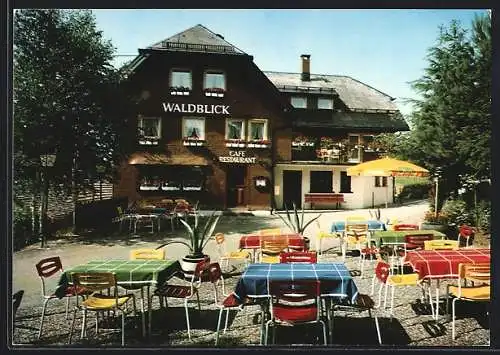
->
[331,220,386,233]
[234,263,358,303]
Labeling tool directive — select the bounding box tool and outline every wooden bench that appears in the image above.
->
[304,193,345,209]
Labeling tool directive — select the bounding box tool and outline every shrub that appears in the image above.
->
[472,200,490,233]
[13,202,35,250]
[397,183,432,201]
[440,199,473,226]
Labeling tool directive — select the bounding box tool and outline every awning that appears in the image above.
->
[128,152,208,166]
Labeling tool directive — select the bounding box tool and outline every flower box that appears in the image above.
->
[139,139,159,146]
[169,86,191,96]
[183,139,206,147]
[204,88,225,98]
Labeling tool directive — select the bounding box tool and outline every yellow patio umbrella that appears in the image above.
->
[346,157,429,207]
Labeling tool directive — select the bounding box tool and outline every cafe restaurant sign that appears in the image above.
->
[219,150,256,164]
[162,102,230,115]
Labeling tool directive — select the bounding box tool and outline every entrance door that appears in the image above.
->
[226,165,247,207]
[282,170,302,209]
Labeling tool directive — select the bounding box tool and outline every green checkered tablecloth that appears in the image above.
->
[372,230,446,247]
[56,259,180,298]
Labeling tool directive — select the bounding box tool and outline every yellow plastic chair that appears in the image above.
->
[68,272,137,346]
[258,228,282,236]
[214,233,251,270]
[345,215,367,224]
[130,248,165,260]
[260,239,289,263]
[446,263,490,340]
[315,220,342,257]
[370,259,432,318]
[424,240,459,251]
[344,223,369,259]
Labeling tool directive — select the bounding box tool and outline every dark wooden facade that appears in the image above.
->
[114,50,289,209]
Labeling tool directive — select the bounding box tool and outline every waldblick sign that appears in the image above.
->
[162,102,230,115]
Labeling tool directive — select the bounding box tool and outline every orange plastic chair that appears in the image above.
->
[446,263,490,340]
[393,224,419,231]
[260,239,289,263]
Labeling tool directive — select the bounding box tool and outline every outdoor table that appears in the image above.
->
[239,233,305,262]
[403,248,490,320]
[331,220,386,233]
[330,220,385,260]
[233,263,358,344]
[372,229,446,248]
[56,259,180,336]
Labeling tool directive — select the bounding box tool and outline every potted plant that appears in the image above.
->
[420,210,449,234]
[157,209,220,279]
[276,203,321,251]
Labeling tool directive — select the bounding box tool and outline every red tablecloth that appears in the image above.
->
[239,233,304,249]
[403,248,490,280]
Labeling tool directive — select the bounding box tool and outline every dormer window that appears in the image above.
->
[291,96,307,108]
[170,69,192,95]
[318,97,333,110]
[204,71,226,97]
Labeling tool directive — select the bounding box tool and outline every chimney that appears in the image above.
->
[301,54,311,81]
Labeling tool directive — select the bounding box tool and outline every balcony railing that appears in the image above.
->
[291,142,382,163]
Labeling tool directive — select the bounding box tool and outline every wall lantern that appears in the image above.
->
[254,176,270,192]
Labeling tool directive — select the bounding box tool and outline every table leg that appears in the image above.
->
[434,280,440,321]
[147,285,152,337]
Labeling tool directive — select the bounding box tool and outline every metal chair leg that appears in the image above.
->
[215,307,224,345]
[37,298,50,339]
[223,309,230,333]
[68,308,78,344]
[121,312,125,346]
[65,297,70,319]
[184,299,191,340]
[81,309,87,339]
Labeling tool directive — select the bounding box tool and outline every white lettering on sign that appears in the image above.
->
[219,151,256,163]
[162,102,230,115]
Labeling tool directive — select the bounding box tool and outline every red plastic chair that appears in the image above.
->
[265,279,327,345]
[35,256,88,339]
[458,224,475,247]
[393,224,419,231]
[208,263,263,345]
[403,234,434,251]
[279,251,318,263]
[153,259,208,340]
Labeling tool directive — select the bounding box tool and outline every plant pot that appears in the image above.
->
[180,254,210,280]
[420,222,448,234]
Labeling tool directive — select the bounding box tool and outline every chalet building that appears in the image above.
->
[114,24,291,210]
[115,24,408,210]
[265,55,409,209]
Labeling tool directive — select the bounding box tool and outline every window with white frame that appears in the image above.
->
[317,97,333,110]
[291,96,307,108]
[204,71,226,90]
[182,117,206,140]
[248,119,268,141]
[138,116,161,139]
[170,70,192,89]
[226,119,245,140]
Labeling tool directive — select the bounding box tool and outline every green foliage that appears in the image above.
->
[276,203,321,234]
[13,9,133,195]
[13,202,35,250]
[383,15,491,213]
[472,200,490,232]
[397,183,432,201]
[156,208,220,258]
[440,199,473,226]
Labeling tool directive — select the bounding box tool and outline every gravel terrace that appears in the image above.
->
[11,200,490,348]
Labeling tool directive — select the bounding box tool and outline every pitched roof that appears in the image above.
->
[147,24,247,55]
[293,111,409,132]
[263,71,399,112]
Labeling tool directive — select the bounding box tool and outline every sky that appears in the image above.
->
[92,9,488,117]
